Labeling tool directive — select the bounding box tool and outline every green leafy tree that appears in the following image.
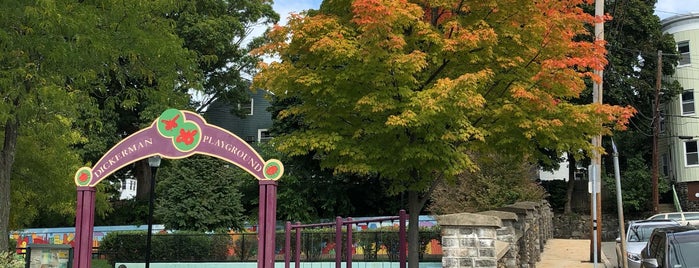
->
[601,0,681,110]
[556,0,681,213]
[80,0,279,204]
[0,0,96,250]
[603,154,670,214]
[155,155,246,232]
[253,0,636,266]
[597,0,681,210]
[74,0,201,202]
[0,0,200,250]
[171,0,279,114]
[10,126,87,228]
[242,140,403,223]
[95,199,150,226]
[429,152,546,214]
[271,161,403,221]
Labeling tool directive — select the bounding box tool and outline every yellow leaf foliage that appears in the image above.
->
[253,0,636,191]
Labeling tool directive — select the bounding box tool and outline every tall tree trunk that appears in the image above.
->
[564,154,576,214]
[0,117,19,251]
[135,159,153,202]
[405,175,442,268]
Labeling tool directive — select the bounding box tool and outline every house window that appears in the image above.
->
[258,129,272,143]
[682,90,695,115]
[659,110,665,133]
[662,154,669,176]
[679,41,690,65]
[238,98,253,115]
[685,140,699,166]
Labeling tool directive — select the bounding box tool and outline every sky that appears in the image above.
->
[271,0,321,24]
[655,0,699,20]
[270,0,699,22]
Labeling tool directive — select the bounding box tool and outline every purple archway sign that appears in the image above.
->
[72,109,283,268]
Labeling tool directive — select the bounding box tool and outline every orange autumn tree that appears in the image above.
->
[253,0,634,265]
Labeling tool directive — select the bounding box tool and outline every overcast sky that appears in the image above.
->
[271,0,699,23]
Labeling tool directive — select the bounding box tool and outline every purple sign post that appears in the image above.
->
[72,109,283,268]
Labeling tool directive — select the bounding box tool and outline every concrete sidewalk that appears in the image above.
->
[536,239,612,268]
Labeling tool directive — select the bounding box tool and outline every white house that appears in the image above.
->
[118,178,137,200]
[659,13,699,210]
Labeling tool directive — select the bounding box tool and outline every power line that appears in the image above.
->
[655,10,691,18]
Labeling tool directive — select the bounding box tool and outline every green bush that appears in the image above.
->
[418,226,441,259]
[346,227,403,261]
[210,233,234,260]
[297,228,334,261]
[540,180,568,212]
[98,226,443,264]
[353,226,441,261]
[99,231,147,264]
[231,233,257,261]
[99,230,234,264]
[0,251,24,268]
[91,259,112,268]
[8,238,17,252]
[355,230,380,260]
[151,231,210,261]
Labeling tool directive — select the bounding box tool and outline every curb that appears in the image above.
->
[601,252,613,268]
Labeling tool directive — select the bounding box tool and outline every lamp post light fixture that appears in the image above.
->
[145,155,161,268]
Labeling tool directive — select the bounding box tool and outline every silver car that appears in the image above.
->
[647,212,699,226]
[616,219,680,268]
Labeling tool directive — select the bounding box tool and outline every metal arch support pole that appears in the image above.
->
[335,216,342,268]
[399,210,407,268]
[285,222,292,268]
[346,217,353,268]
[295,222,302,268]
[74,186,96,268]
[258,180,278,268]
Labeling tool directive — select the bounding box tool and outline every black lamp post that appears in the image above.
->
[145,155,161,268]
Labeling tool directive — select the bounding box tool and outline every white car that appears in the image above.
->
[647,211,699,226]
[616,219,680,268]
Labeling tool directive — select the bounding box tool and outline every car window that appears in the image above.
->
[669,240,699,267]
[649,215,665,220]
[684,213,699,220]
[668,213,682,220]
[629,224,675,242]
[647,234,664,261]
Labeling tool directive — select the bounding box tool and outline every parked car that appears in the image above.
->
[640,225,699,268]
[616,219,681,268]
[647,212,699,226]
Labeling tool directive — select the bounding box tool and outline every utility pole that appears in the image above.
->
[652,50,662,214]
[590,0,604,263]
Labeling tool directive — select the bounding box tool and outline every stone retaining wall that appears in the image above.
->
[552,213,621,241]
[675,182,699,211]
[437,200,553,268]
